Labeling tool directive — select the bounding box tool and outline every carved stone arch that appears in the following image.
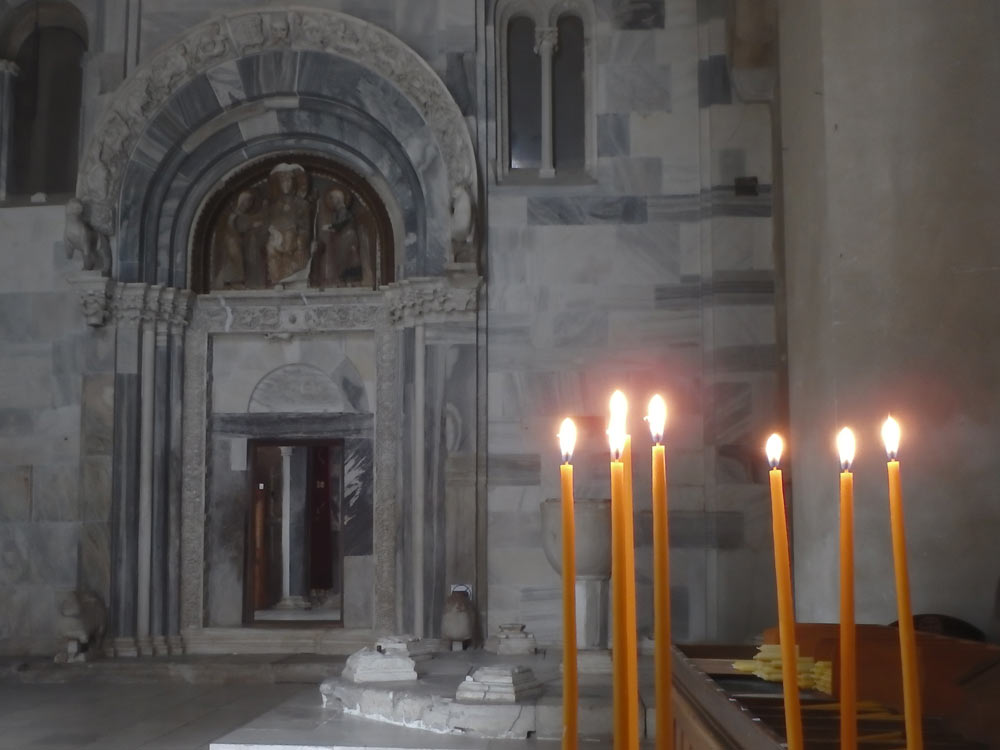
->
[75,7,479,276]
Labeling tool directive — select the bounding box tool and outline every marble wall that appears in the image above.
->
[483,0,781,644]
[0,205,108,654]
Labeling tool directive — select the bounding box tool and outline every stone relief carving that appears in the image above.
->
[385,281,478,325]
[207,162,382,291]
[450,183,477,264]
[76,9,477,234]
[64,198,112,276]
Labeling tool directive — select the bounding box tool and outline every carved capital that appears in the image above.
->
[534,26,558,55]
[65,272,112,327]
[0,60,19,76]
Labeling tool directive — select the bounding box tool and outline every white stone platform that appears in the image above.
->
[210,649,641,748]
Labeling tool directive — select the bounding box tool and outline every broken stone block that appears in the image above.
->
[455,664,542,704]
[342,645,417,682]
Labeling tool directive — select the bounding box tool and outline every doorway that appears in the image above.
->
[246,440,344,624]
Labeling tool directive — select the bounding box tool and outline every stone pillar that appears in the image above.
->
[279,446,293,604]
[412,322,426,636]
[136,297,157,652]
[0,61,18,201]
[778,1,1000,634]
[534,27,557,178]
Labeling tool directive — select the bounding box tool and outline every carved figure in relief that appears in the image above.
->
[65,199,111,276]
[311,186,369,288]
[264,164,312,284]
[450,183,476,263]
[213,189,266,288]
[186,22,229,66]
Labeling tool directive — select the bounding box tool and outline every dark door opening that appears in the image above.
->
[246,440,344,624]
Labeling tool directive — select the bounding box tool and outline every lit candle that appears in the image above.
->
[648,396,672,750]
[837,427,857,750]
[882,416,923,750]
[766,434,804,750]
[609,392,639,750]
[557,418,579,750]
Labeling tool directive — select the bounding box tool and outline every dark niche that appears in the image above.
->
[192,156,394,293]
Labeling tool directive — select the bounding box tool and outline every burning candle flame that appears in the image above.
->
[882,416,900,460]
[608,390,628,460]
[765,433,784,469]
[558,418,577,463]
[837,427,856,471]
[646,394,667,444]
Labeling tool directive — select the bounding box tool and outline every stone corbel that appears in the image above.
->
[66,272,113,327]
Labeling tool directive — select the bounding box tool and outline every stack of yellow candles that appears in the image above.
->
[556,398,923,750]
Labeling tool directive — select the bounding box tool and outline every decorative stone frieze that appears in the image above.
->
[385,278,481,326]
[65,272,113,327]
[76,8,477,238]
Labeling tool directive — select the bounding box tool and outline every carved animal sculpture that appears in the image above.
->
[64,199,111,276]
[54,590,107,663]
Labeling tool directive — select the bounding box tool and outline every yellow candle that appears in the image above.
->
[609,391,639,750]
[648,396,672,750]
[882,417,923,750]
[765,434,804,750]
[837,428,856,750]
[558,419,578,750]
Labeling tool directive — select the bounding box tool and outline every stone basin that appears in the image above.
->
[540,498,611,580]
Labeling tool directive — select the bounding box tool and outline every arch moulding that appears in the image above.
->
[75,6,478,238]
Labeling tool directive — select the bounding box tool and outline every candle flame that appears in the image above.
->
[765,433,784,468]
[646,394,667,444]
[608,391,628,460]
[882,416,900,460]
[837,427,856,471]
[557,418,577,463]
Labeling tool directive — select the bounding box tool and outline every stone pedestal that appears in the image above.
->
[342,646,418,683]
[484,623,536,655]
[455,665,542,704]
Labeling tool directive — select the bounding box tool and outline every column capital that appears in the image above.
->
[0,60,19,76]
[533,26,558,55]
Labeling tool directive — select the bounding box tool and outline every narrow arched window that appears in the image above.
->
[1,2,88,199]
[496,0,593,182]
[552,13,585,171]
[506,16,541,170]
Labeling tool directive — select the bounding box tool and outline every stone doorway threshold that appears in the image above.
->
[183,627,374,656]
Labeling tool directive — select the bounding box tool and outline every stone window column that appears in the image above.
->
[0,61,19,201]
[534,27,558,178]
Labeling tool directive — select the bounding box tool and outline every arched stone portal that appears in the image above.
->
[72,8,483,655]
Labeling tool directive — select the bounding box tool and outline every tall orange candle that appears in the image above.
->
[765,434,804,750]
[648,396,672,750]
[836,427,856,750]
[557,419,579,750]
[609,391,639,750]
[882,416,923,750]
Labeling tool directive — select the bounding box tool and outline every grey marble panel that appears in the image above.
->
[82,374,116,456]
[237,50,301,99]
[20,523,79,587]
[613,0,666,28]
[80,456,112,521]
[597,156,663,194]
[653,281,702,310]
[205,434,248,627]
[343,554,373,628]
[718,148,747,185]
[712,344,779,373]
[552,309,609,349]
[445,52,476,117]
[206,59,248,108]
[696,0,726,22]
[520,586,561,643]
[487,454,541,486]
[31,463,79,522]
[0,465,31,522]
[646,194,702,222]
[343,438,373,556]
[79,520,111,603]
[707,272,775,305]
[707,381,753,446]
[527,196,647,225]
[635,509,744,549]
[601,30,657,63]
[709,187,772,217]
[597,113,630,157]
[604,64,671,113]
[161,74,225,133]
[698,55,732,107]
[0,409,36,436]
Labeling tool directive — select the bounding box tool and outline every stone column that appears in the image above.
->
[135,288,159,654]
[534,27,558,178]
[778,0,1000,634]
[0,60,18,201]
[279,446,293,605]
[412,322,426,636]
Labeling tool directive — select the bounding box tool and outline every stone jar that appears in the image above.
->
[441,585,476,643]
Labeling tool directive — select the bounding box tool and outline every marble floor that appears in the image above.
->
[0,680,305,750]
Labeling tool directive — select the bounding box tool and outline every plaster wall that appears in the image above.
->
[780,0,1000,637]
